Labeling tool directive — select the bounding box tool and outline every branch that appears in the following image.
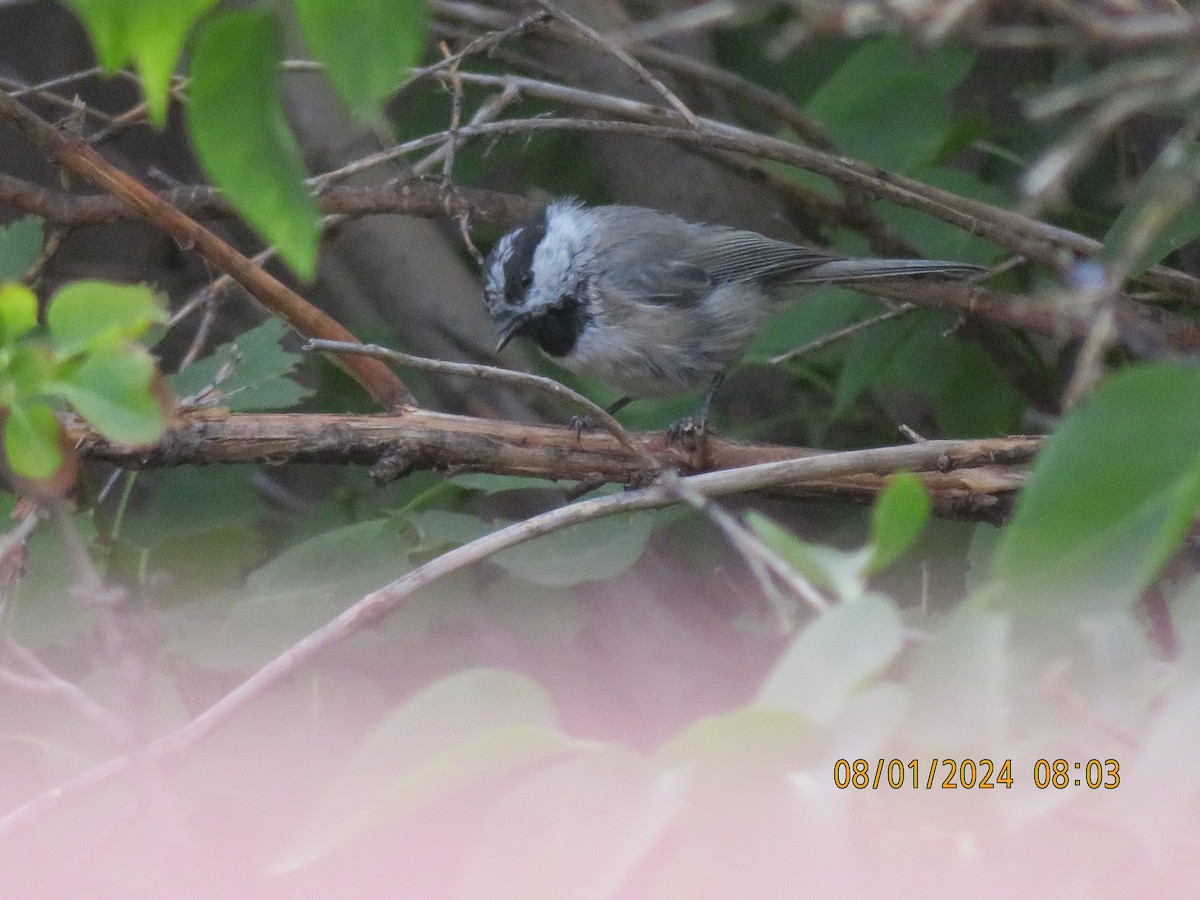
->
[0,88,413,410]
[0,171,529,227]
[303,339,659,468]
[0,436,1037,839]
[67,410,1035,522]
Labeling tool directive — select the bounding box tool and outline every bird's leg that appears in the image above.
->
[570,396,634,436]
[666,374,725,448]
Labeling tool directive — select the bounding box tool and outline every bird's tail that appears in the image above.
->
[792,258,985,283]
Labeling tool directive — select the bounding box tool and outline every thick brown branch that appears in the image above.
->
[68,410,1037,523]
[0,88,413,410]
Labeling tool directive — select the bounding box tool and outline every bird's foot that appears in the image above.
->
[665,415,709,450]
[569,414,593,438]
[569,397,631,439]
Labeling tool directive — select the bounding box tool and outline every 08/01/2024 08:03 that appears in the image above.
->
[833,758,1121,790]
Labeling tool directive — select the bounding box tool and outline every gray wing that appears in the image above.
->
[685,227,984,284]
[685,228,840,285]
[589,208,832,305]
[588,206,714,306]
[589,206,982,306]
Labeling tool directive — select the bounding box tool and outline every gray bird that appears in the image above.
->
[483,198,983,434]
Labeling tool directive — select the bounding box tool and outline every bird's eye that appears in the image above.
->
[518,271,533,290]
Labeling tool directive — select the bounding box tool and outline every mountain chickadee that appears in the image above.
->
[483,198,983,433]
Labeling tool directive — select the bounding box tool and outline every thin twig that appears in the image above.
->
[0,641,126,741]
[0,511,40,622]
[770,304,916,364]
[19,224,69,285]
[303,338,659,468]
[667,472,829,624]
[439,41,466,184]
[409,10,552,86]
[609,0,741,47]
[168,246,276,328]
[531,0,701,127]
[413,80,520,176]
[430,0,832,146]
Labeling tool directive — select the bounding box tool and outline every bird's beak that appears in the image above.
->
[495,314,527,353]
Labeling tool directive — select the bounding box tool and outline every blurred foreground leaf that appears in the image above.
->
[275,668,576,871]
[988,364,1200,616]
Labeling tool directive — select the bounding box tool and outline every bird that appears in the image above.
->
[482,198,983,439]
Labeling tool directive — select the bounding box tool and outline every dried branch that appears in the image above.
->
[0,87,414,410]
[67,410,1035,522]
[303,339,659,468]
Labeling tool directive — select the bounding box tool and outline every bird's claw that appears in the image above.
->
[569,414,594,438]
[665,416,708,450]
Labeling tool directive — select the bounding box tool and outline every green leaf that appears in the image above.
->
[66,0,219,126]
[745,511,872,602]
[746,289,879,361]
[1103,133,1200,277]
[187,10,320,279]
[451,472,564,493]
[989,364,1200,616]
[805,36,975,173]
[1,343,57,399]
[868,473,930,573]
[4,500,98,645]
[294,0,428,120]
[460,749,682,900]
[45,346,164,444]
[831,310,924,423]
[493,511,658,587]
[4,401,63,479]
[116,467,267,551]
[61,0,130,69]
[0,284,38,344]
[757,593,903,725]
[658,706,817,767]
[207,518,413,665]
[127,0,220,126]
[407,509,493,554]
[244,517,408,608]
[0,216,44,282]
[881,165,1012,263]
[45,281,167,358]
[273,669,575,871]
[904,608,1008,747]
[834,310,1023,438]
[168,319,312,410]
